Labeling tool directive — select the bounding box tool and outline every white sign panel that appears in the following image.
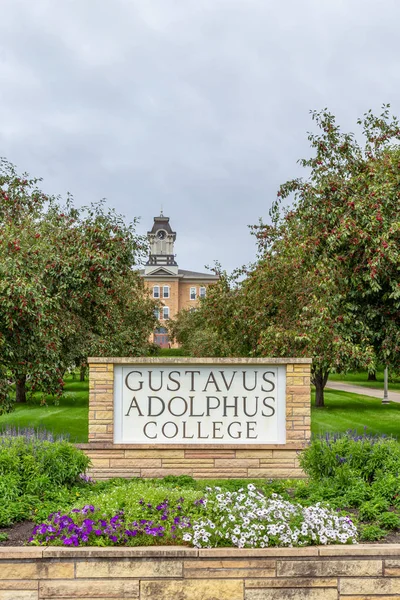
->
[114,364,286,445]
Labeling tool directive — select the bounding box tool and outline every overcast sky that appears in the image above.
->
[1,0,400,272]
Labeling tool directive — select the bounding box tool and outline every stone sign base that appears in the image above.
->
[76,442,305,480]
[2,544,400,599]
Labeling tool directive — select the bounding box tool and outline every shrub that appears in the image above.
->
[300,431,400,483]
[0,430,91,526]
[161,475,196,488]
[378,512,400,530]
[359,525,387,541]
[0,434,89,486]
[358,499,389,522]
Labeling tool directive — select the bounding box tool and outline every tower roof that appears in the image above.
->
[148,213,176,241]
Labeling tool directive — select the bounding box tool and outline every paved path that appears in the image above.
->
[325,380,400,403]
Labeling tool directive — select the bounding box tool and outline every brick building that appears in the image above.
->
[141,213,219,347]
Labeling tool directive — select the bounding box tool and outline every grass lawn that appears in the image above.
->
[312,388,400,437]
[328,370,400,391]
[0,375,88,443]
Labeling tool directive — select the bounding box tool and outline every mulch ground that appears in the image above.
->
[0,521,35,546]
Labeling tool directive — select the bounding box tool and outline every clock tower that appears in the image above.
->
[144,212,178,276]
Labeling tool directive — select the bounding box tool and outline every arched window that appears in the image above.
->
[190,287,196,300]
[153,286,160,298]
[163,306,170,320]
[163,286,170,298]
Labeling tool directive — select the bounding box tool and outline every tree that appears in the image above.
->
[0,159,156,411]
[169,301,232,357]
[172,107,400,406]
[257,106,400,397]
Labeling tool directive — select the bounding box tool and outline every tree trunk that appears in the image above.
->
[313,369,330,408]
[367,371,377,381]
[15,375,27,403]
[80,365,87,382]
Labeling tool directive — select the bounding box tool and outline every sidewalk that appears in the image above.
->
[325,380,400,403]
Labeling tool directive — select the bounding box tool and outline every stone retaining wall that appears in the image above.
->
[84,357,311,480]
[4,544,400,599]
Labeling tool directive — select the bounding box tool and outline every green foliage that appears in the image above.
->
[156,348,189,357]
[378,511,400,530]
[299,431,400,483]
[359,499,389,522]
[0,533,8,542]
[293,431,400,540]
[0,433,90,526]
[359,525,387,541]
[76,480,203,525]
[161,475,196,488]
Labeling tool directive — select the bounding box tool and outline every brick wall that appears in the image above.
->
[3,544,400,599]
[85,358,311,480]
[178,280,214,312]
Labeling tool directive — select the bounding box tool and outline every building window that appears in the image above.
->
[190,287,196,300]
[199,286,206,298]
[163,286,170,298]
[163,306,169,320]
[154,308,160,319]
[153,286,160,298]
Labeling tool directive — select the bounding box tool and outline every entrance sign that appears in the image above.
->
[114,364,286,445]
[86,357,311,481]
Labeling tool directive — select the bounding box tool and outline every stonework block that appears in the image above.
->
[0,581,38,590]
[184,451,235,458]
[236,451,273,458]
[90,459,110,468]
[245,578,337,588]
[162,459,215,466]
[340,577,400,595]
[124,450,185,458]
[39,579,139,598]
[276,559,382,578]
[271,451,299,458]
[141,468,195,477]
[140,579,244,600]
[0,592,38,600]
[193,469,248,478]
[247,469,302,478]
[75,558,182,579]
[214,459,260,468]
[246,589,337,600]
[0,562,74,580]
[109,459,162,468]
[95,411,114,420]
[90,371,114,381]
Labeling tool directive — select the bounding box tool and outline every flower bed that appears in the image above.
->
[29,483,357,548]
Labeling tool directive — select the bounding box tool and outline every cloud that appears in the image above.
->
[1,0,399,271]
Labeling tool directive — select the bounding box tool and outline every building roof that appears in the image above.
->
[179,269,219,280]
[139,267,219,280]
